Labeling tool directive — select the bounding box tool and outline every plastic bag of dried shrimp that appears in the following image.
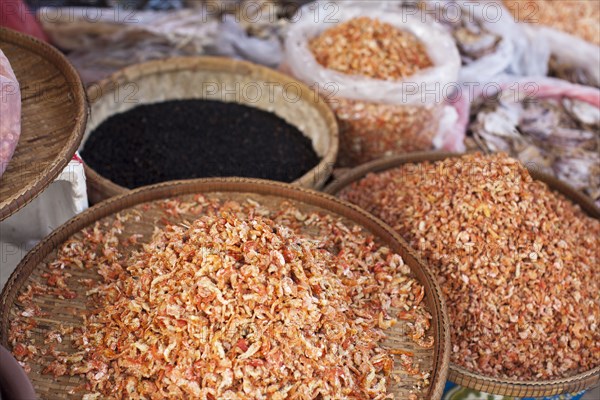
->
[283,2,462,166]
[0,48,21,178]
[469,75,600,206]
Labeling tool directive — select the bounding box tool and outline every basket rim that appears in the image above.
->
[0,177,450,400]
[81,56,339,196]
[0,27,88,221]
[324,150,600,396]
[447,363,600,397]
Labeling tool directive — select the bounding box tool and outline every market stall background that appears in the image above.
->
[0,0,598,399]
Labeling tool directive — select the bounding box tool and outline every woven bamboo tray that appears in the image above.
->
[0,178,449,399]
[0,28,87,221]
[80,57,339,204]
[324,151,600,397]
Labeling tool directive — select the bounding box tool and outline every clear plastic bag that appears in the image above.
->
[283,2,461,166]
[0,49,21,178]
[330,97,458,166]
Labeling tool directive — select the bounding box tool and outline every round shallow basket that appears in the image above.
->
[80,57,339,204]
[0,179,449,399]
[324,151,600,398]
[0,28,87,220]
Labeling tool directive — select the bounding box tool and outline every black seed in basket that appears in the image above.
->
[81,99,321,189]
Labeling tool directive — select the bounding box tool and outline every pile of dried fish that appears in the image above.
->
[226,0,305,39]
[433,7,501,65]
[543,29,600,88]
[548,55,599,88]
[66,32,204,85]
[470,84,600,205]
[38,0,303,84]
[38,7,220,84]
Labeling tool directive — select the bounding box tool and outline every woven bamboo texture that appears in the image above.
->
[0,178,449,400]
[80,57,339,204]
[0,28,87,221]
[324,151,600,397]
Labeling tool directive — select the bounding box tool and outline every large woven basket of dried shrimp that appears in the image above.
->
[325,151,600,398]
[0,178,450,400]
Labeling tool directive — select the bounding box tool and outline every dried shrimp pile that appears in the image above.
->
[339,153,600,380]
[309,17,433,81]
[9,197,433,399]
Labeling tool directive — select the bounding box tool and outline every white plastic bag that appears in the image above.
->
[535,26,600,88]
[0,154,88,291]
[283,2,461,165]
[0,49,21,178]
[368,0,546,82]
[285,2,460,104]
[505,21,550,78]
[421,0,517,83]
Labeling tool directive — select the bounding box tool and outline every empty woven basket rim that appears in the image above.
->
[0,28,87,220]
[324,151,600,397]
